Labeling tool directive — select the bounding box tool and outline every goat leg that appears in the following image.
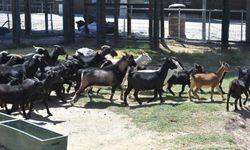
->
[118,85,123,100]
[219,85,226,94]
[87,89,93,102]
[134,90,142,105]
[167,84,175,96]
[158,89,165,103]
[235,98,239,111]
[124,86,133,106]
[216,86,225,101]
[243,90,249,105]
[226,94,230,111]
[193,87,200,100]
[21,105,29,119]
[147,90,158,103]
[43,98,52,116]
[96,88,102,95]
[179,84,186,97]
[109,87,117,103]
[239,96,244,110]
[71,83,88,105]
[66,82,73,93]
[28,102,34,118]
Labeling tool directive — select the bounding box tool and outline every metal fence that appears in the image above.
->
[0,2,247,42]
[104,7,246,42]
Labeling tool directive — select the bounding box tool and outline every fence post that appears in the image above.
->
[7,12,10,29]
[202,0,207,41]
[241,9,244,42]
[96,0,106,45]
[246,0,250,42]
[114,0,119,40]
[208,9,211,41]
[178,8,181,41]
[44,0,49,33]
[24,0,31,35]
[12,0,21,44]
[149,0,154,48]
[63,0,75,44]
[127,4,132,36]
[50,6,53,32]
[160,0,165,41]
[153,0,160,50]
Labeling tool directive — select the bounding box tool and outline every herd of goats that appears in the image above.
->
[0,45,249,119]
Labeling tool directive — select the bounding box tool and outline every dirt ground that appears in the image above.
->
[1,97,246,150]
[9,99,166,150]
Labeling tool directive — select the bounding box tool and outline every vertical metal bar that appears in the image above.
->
[178,8,181,40]
[50,6,53,32]
[202,0,207,41]
[123,9,126,33]
[241,9,244,41]
[7,12,10,29]
[114,0,119,40]
[208,9,211,41]
[41,2,43,13]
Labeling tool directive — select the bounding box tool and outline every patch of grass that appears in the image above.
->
[110,102,223,132]
[173,133,237,150]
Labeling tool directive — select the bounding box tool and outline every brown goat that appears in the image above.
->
[188,62,230,101]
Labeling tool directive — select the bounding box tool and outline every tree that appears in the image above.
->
[221,0,230,51]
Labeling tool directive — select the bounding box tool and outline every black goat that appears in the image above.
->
[70,53,136,104]
[0,51,10,64]
[123,57,181,106]
[227,71,250,111]
[0,79,43,119]
[0,54,46,84]
[167,64,205,97]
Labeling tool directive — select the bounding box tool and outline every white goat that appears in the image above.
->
[106,49,152,67]
[75,47,96,57]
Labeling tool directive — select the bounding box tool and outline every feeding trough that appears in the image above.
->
[0,112,16,123]
[0,120,67,150]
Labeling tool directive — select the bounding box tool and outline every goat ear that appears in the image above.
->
[194,63,198,67]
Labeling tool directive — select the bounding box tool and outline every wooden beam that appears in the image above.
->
[127,2,132,36]
[149,0,154,49]
[24,0,31,35]
[63,0,75,44]
[153,0,160,50]
[221,0,230,51]
[246,0,250,42]
[114,0,119,40]
[12,0,21,44]
[96,0,106,45]
[44,0,49,33]
[160,0,165,41]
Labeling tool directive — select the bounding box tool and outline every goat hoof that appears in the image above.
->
[48,113,53,116]
[160,100,165,104]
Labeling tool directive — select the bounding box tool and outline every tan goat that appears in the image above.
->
[188,62,230,101]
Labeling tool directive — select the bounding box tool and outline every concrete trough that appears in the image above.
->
[0,113,16,123]
[0,120,67,150]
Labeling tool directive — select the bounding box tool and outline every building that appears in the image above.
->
[0,0,57,13]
